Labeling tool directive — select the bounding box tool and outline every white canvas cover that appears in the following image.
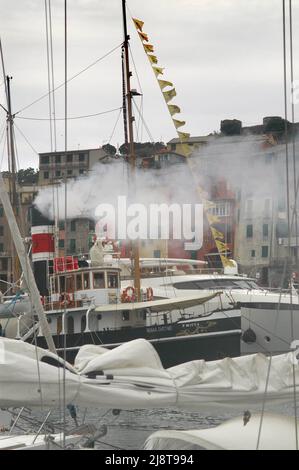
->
[143,413,299,450]
[0,337,299,410]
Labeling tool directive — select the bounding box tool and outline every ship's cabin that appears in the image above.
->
[47,266,121,310]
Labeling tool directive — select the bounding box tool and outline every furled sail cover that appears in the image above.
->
[0,338,298,410]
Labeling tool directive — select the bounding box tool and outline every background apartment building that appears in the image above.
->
[38,147,108,185]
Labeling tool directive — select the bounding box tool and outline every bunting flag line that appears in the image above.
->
[153,66,164,76]
[211,227,225,240]
[172,119,186,129]
[131,15,232,269]
[168,104,181,115]
[143,43,154,53]
[163,88,177,103]
[220,255,235,268]
[215,240,229,253]
[176,143,192,157]
[207,213,221,225]
[133,18,144,31]
[147,54,158,64]
[138,31,149,42]
[177,131,190,141]
[158,79,174,90]
[203,199,216,210]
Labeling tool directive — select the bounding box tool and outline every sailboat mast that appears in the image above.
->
[6,76,21,285]
[122,0,141,300]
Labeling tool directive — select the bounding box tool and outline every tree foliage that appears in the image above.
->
[119,142,166,158]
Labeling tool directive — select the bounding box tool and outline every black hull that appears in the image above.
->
[33,314,241,368]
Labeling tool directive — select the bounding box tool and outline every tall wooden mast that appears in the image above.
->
[122,0,141,300]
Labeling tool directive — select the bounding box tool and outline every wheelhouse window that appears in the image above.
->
[66,275,74,292]
[76,273,82,290]
[83,272,90,289]
[107,272,118,288]
[59,275,66,292]
[93,272,105,289]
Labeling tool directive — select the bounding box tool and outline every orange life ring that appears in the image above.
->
[59,292,71,308]
[121,286,135,303]
[146,287,153,301]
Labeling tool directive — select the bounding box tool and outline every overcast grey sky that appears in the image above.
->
[0,0,298,169]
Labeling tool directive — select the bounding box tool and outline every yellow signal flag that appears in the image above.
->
[215,240,229,253]
[153,66,164,77]
[132,18,144,31]
[177,131,190,141]
[158,79,173,90]
[168,104,181,116]
[211,227,225,240]
[206,213,220,224]
[220,255,235,268]
[203,199,216,210]
[176,143,191,157]
[143,43,154,53]
[148,54,158,64]
[138,31,149,42]
[173,118,186,129]
[163,88,177,103]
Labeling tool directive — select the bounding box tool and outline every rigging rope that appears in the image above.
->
[15,42,123,116]
[15,106,122,121]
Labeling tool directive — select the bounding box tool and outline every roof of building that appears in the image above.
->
[39,148,105,156]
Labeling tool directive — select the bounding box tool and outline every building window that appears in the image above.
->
[0,206,3,217]
[69,239,76,253]
[59,221,65,230]
[89,220,95,231]
[263,224,269,238]
[44,171,49,179]
[154,250,161,258]
[55,170,61,177]
[0,243,3,252]
[70,220,76,231]
[246,224,253,238]
[58,239,64,248]
[79,153,86,162]
[209,202,230,217]
[0,226,4,237]
[262,246,268,258]
[67,154,73,163]
[251,250,255,257]
[55,155,61,164]
[79,169,85,175]
[40,155,49,164]
[67,169,73,176]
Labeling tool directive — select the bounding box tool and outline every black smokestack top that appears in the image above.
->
[263,116,291,135]
[220,119,242,136]
[30,205,54,227]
